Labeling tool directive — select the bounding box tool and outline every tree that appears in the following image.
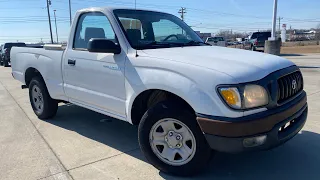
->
[215,30,249,41]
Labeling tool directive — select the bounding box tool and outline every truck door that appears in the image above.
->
[63,12,127,120]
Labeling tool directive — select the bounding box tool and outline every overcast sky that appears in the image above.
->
[0,0,319,44]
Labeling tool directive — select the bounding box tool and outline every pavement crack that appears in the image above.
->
[36,147,140,180]
[308,91,320,97]
[67,147,140,171]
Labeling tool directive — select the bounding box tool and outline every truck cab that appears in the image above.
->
[247,31,271,51]
[205,36,227,47]
[11,7,307,176]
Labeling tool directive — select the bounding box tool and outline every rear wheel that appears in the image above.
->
[138,101,212,176]
[29,77,58,119]
[4,59,9,67]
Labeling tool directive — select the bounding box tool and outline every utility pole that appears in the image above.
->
[68,0,72,25]
[265,0,281,55]
[278,16,283,35]
[230,29,233,40]
[178,7,186,21]
[46,0,54,44]
[270,0,278,40]
[53,10,59,43]
[178,7,186,34]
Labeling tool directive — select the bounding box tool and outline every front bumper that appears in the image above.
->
[196,91,308,153]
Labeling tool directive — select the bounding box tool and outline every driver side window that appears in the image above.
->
[152,19,188,41]
[73,12,116,50]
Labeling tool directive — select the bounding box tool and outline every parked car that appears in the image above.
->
[1,42,26,67]
[227,41,233,46]
[205,36,227,47]
[11,7,307,176]
[0,45,3,64]
[245,31,271,51]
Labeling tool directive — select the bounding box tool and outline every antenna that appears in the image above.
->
[135,0,139,57]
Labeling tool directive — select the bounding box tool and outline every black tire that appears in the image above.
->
[29,76,58,119]
[138,101,212,176]
[4,59,9,67]
[251,45,256,51]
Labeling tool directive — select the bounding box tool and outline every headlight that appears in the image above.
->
[218,85,268,109]
[243,85,268,108]
[219,87,242,109]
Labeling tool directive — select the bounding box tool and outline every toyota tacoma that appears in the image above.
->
[11,7,307,176]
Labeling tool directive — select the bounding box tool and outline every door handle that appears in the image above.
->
[68,59,76,66]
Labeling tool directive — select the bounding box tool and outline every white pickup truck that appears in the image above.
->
[11,7,308,176]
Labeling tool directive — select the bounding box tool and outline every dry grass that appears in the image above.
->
[281,45,320,54]
[228,44,320,54]
[282,41,319,47]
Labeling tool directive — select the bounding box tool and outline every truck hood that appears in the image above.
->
[141,46,294,83]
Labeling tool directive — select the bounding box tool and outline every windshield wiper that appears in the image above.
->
[136,40,210,49]
[183,40,210,46]
[141,41,183,48]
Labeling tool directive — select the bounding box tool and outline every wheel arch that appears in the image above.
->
[25,67,44,87]
[130,89,195,125]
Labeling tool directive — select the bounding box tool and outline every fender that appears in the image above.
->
[124,61,243,124]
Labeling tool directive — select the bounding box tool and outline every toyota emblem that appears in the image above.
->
[292,80,297,90]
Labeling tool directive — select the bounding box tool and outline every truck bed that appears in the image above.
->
[11,46,67,101]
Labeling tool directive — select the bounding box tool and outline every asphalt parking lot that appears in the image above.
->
[0,53,320,180]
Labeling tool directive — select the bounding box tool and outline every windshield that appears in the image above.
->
[113,9,205,50]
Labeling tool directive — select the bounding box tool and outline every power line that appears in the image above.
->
[1,0,320,21]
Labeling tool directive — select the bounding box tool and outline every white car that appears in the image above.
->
[205,36,227,47]
[11,7,308,176]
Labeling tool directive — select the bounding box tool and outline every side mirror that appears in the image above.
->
[88,38,121,54]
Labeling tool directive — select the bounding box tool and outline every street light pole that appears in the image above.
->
[46,0,54,44]
[270,0,278,40]
[53,10,59,43]
[68,0,72,25]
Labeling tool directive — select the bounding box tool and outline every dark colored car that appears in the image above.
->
[1,42,26,67]
[0,45,3,64]
[246,32,271,51]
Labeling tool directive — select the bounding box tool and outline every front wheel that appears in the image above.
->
[138,101,212,176]
[29,77,58,119]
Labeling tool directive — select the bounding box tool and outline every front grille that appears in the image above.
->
[277,71,303,103]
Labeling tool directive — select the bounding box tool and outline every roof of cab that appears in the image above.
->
[77,6,163,13]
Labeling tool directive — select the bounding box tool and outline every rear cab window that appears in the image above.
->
[250,32,271,39]
[118,17,144,47]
